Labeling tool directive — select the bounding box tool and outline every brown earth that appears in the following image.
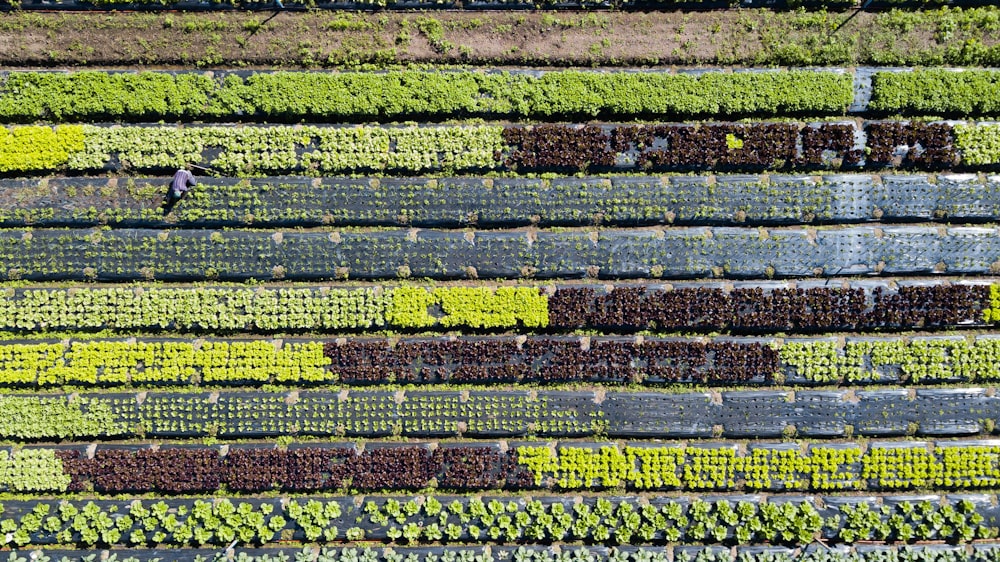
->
[0,7,997,68]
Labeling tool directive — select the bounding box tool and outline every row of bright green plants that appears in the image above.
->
[2,284,1000,333]
[514,442,1000,491]
[0,71,852,121]
[3,69,1000,122]
[0,286,549,332]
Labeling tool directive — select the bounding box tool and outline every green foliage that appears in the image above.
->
[287,500,341,541]
[985,284,1000,322]
[0,342,64,385]
[196,341,331,384]
[501,70,853,117]
[954,123,1000,165]
[0,449,70,493]
[0,70,852,122]
[779,341,840,382]
[517,446,650,489]
[62,499,285,547]
[14,124,503,176]
[433,287,549,329]
[387,286,548,329]
[0,340,332,386]
[0,395,126,440]
[0,72,214,121]
[0,125,84,172]
[246,69,852,118]
[839,500,992,543]
[386,286,438,328]
[871,69,1000,115]
[516,442,1000,493]
[0,286,553,333]
[683,447,737,489]
[842,339,955,383]
[473,547,1000,562]
[862,444,1000,489]
[0,390,604,440]
[0,287,390,332]
[779,337,1000,383]
[0,496,985,548]
[358,496,984,546]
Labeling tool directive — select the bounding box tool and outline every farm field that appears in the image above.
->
[7,2,1000,562]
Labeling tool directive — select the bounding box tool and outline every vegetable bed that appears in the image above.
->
[0,70,854,122]
[0,386,996,440]
[10,120,1000,175]
[0,225,998,281]
[6,174,1000,229]
[7,439,1000,494]
[7,333,1000,387]
[0,281,990,334]
[0,495,993,548]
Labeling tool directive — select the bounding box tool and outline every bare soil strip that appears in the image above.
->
[0,7,995,68]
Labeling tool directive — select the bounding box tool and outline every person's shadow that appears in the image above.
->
[161,192,183,216]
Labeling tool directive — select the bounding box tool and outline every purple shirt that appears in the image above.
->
[171,169,197,194]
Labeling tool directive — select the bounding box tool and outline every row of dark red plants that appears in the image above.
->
[500,123,950,171]
[325,339,776,384]
[55,446,530,493]
[548,284,989,331]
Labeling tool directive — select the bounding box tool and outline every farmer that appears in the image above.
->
[162,167,198,214]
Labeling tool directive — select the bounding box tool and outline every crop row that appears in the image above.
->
[239,333,1000,387]
[0,340,335,386]
[0,70,853,122]
[1,225,1000,281]
[9,173,1000,229]
[40,68,1000,123]
[0,337,776,386]
[1,124,505,176]
[0,281,989,334]
[776,335,1000,384]
[8,438,1000,494]
[2,387,999,440]
[0,286,547,332]
[549,282,992,332]
[50,445,524,493]
[12,121,1000,175]
[15,334,1000,388]
[515,441,1000,491]
[13,121,1000,174]
[13,545,1000,562]
[0,495,991,548]
[871,69,1000,116]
